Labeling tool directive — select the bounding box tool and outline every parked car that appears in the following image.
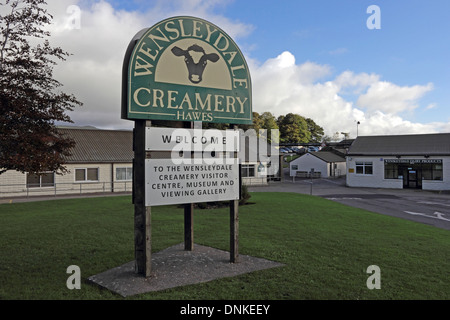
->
[307,146,319,152]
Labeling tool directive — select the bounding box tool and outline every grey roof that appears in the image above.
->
[310,151,346,163]
[58,127,133,163]
[347,133,450,156]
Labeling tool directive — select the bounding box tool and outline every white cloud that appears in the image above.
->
[334,71,380,94]
[356,81,434,114]
[250,50,445,138]
[46,0,148,129]
[45,0,253,129]
[39,1,448,137]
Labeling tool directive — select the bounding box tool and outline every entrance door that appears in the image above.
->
[408,170,418,188]
[399,165,409,188]
[405,168,422,189]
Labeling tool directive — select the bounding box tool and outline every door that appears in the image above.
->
[399,165,423,189]
[408,170,417,188]
[399,165,408,188]
[405,168,422,189]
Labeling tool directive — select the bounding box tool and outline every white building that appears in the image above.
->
[289,151,346,178]
[346,133,450,191]
[0,127,134,198]
[238,132,281,185]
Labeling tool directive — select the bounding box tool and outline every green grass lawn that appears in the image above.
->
[0,192,449,300]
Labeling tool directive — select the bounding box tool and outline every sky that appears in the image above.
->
[7,0,450,138]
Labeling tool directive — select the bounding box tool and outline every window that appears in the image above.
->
[116,167,133,181]
[384,163,398,179]
[356,162,373,175]
[291,165,298,171]
[241,164,255,177]
[433,164,443,180]
[423,163,443,181]
[385,162,443,181]
[75,168,99,182]
[26,172,55,188]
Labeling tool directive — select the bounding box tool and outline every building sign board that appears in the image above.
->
[145,127,239,152]
[384,159,442,164]
[145,158,239,206]
[123,16,252,124]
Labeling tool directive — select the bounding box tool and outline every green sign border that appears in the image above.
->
[122,16,252,125]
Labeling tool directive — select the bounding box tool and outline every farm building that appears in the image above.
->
[289,151,346,179]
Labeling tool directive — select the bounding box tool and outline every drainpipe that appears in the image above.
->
[111,163,114,193]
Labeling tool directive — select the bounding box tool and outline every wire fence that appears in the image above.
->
[0,181,132,199]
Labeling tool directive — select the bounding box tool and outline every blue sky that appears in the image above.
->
[209,0,449,125]
[38,0,450,136]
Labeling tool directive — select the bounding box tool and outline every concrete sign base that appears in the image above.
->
[88,243,284,297]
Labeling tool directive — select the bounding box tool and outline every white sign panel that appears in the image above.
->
[145,127,239,152]
[145,158,239,206]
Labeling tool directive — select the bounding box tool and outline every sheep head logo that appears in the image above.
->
[171,44,220,84]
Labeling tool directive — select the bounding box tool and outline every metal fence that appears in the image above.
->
[0,181,132,199]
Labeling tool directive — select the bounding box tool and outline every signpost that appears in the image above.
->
[122,16,252,277]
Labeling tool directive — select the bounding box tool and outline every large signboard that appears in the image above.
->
[123,16,252,124]
[145,159,239,206]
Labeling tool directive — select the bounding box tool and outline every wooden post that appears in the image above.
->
[230,125,239,263]
[184,121,195,251]
[230,198,239,263]
[184,203,194,251]
[133,120,152,277]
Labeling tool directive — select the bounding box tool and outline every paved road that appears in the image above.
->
[249,175,450,231]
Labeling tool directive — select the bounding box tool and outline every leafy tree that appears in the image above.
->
[277,113,310,143]
[249,111,278,142]
[259,112,278,131]
[0,0,82,174]
[305,118,324,143]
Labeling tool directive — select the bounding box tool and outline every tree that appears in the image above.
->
[259,111,278,142]
[277,113,310,143]
[259,112,278,131]
[247,111,278,142]
[305,118,324,143]
[0,0,82,174]
[245,111,258,131]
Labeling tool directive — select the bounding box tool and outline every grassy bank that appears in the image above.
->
[0,193,449,299]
